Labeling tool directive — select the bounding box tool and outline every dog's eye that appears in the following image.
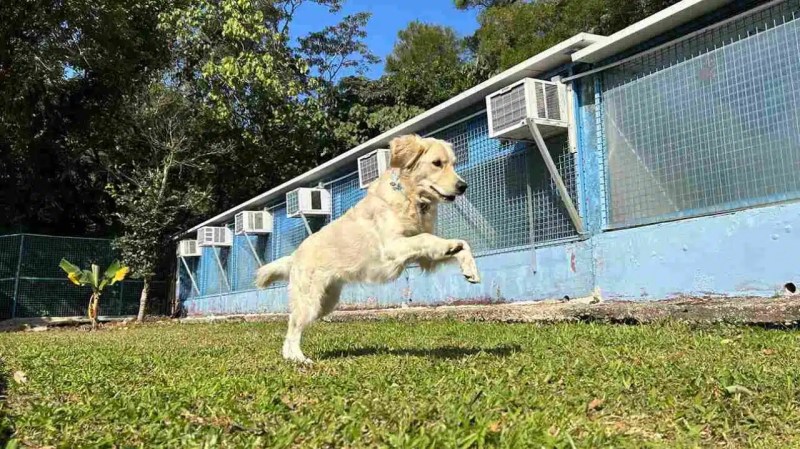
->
[432,160,443,168]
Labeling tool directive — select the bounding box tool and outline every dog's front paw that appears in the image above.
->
[460,258,481,284]
[463,270,481,284]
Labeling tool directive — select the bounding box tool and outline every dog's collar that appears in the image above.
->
[389,169,403,192]
[389,169,430,215]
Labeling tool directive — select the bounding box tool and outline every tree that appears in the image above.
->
[159,0,379,206]
[384,21,476,110]
[454,0,521,9]
[59,259,129,329]
[108,87,228,321]
[0,0,176,235]
[466,0,682,74]
[299,12,381,89]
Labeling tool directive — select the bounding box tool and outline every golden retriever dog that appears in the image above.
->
[255,135,480,363]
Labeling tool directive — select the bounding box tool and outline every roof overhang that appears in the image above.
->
[572,0,733,64]
[181,33,605,236]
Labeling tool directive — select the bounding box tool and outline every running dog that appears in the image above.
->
[256,134,480,363]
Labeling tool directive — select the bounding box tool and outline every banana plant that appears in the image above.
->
[59,259,130,329]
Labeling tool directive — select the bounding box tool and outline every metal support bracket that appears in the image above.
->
[212,248,231,291]
[180,256,201,295]
[524,147,538,273]
[300,213,313,235]
[242,232,264,266]
[526,118,586,235]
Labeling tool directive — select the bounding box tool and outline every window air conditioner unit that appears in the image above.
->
[235,210,273,235]
[357,148,391,188]
[196,226,233,247]
[177,239,201,257]
[286,188,332,218]
[486,78,568,141]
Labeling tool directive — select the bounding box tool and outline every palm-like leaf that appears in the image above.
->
[59,259,81,275]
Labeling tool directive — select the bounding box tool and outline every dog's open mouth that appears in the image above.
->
[431,186,457,202]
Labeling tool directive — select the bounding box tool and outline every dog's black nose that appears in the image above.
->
[456,180,468,194]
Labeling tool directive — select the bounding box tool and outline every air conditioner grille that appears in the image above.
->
[490,83,527,132]
[286,190,299,217]
[359,152,380,186]
[543,83,562,121]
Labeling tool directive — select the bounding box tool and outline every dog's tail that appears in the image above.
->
[255,256,293,289]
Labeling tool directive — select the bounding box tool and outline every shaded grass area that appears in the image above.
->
[1,320,800,447]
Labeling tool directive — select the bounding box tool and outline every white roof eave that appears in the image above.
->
[180,32,606,236]
[572,0,733,64]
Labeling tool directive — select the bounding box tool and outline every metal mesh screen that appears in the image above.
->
[286,190,299,217]
[0,234,169,319]
[542,83,562,121]
[602,1,800,228]
[358,152,380,187]
[532,141,579,243]
[230,234,263,292]
[433,114,579,253]
[489,83,527,132]
[329,172,366,218]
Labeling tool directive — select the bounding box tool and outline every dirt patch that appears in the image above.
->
[4,297,800,332]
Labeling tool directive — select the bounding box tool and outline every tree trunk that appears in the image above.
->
[137,278,149,322]
[88,292,99,330]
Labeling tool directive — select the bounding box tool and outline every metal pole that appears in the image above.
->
[181,256,201,295]
[243,232,264,266]
[526,119,586,235]
[300,214,313,235]
[525,150,538,273]
[11,235,24,318]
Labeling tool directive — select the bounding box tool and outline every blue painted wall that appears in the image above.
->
[594,201,800,300]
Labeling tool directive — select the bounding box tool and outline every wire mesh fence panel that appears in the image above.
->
[19,235,114,278]
[0,234,171,319]
[0,235,21,319]
[198,246,229,296]
[0,235,21,280]
[177,256,200,300]
[530,137,580,244]
[0,279,14,320]
[602,1,800,228]
[272,204,309,260]
[230,234,262,292]
[329,171,366,220]
[431,113,579,254]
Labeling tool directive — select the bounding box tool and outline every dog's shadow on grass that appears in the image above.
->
[318,344,521,360]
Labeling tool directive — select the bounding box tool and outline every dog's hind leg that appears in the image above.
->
[282,278,328,364]
[319,282,343,318]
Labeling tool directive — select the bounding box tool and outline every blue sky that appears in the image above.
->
[290,0,480,79]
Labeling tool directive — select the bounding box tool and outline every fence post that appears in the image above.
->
[119,282,125,316]
[11,234,25,319]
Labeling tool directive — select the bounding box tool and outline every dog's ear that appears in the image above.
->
[390,135,427,169]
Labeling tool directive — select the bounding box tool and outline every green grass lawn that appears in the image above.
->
[1,320,800,448]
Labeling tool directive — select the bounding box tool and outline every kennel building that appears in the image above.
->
[177,0,800,315]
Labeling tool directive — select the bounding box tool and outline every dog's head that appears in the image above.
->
[389,134,467,203]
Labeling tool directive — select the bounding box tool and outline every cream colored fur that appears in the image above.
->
[255,134,480,363]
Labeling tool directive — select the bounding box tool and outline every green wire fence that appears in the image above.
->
[0,234,170,320]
